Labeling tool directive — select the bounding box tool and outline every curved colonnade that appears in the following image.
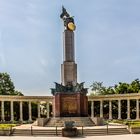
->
[0,93,140,122]
[0,96,53,122]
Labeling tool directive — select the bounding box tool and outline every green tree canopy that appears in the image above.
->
[0,73,23,96]
[90,82,105,94]
[90,79,140,95]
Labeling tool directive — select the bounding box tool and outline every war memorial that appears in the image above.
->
[51,7,88,118]
[0,7,140,136]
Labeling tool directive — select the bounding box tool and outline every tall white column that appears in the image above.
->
[91,101,94,118]
[100,100,103,118]
[10,101,14,122]
[118,100,121,119]
[136,99,139,120]
[47,102,50,118]
[1,101,5,122]
[127,99,130,119]
[20,101,23,122]
[109,100,112,120]
[28,101,32,121]
[37,102,41,118]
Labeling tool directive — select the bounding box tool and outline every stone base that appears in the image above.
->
[130,127,140,134]
[62,128,78,137]
[91,117,104,126]
[53,92,88,117]
[37,118,49,127]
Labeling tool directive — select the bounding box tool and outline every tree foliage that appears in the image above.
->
[90,82,105,94]
[90,79,140,95]
[0,73,23,96]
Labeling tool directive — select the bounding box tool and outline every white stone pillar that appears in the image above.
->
[47,102,50,118]
[20,101,23,122]
[28,101,32,121]
[136,99,139,120]
[37,102,41,118]
[118,100,121,119]
[1,101,5,122]
[109,100,112,120]
[10,101,14,122]
[127,99,130,119]
[100,100,103,118]
[91,101,94,118]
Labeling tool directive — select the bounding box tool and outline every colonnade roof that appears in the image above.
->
[0,95,53,102]
[0,93,140,102]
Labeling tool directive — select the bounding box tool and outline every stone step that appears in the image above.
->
[12,127,130,136]
[80,128,130,136]
[0,130,11,136]
[33,130,62,136]
[12,129,32,136]
[12,129,62,136]
[46,117,95,127]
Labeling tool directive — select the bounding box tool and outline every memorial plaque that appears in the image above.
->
[61,95,78,116]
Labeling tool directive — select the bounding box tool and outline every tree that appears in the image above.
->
[0,73,23,96]
[90,81,105,95]
[14,90,23,96]
[130,79,140,93]
[90,79,140,95]
[114,79,140,94]
[114,82,130,94]
[0,73,15,95]
[90,81,115,95]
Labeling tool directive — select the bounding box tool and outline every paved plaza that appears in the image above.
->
[0,134,140,140]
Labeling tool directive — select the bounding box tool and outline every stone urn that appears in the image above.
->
[62,121,78,137]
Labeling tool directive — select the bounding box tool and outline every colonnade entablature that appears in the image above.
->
[88,93,140,101]
[0,96,53,102]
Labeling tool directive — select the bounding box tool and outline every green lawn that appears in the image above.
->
[0,124,17,129]
[108,120,140,128]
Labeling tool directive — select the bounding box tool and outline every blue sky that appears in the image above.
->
[0,0,140,95]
